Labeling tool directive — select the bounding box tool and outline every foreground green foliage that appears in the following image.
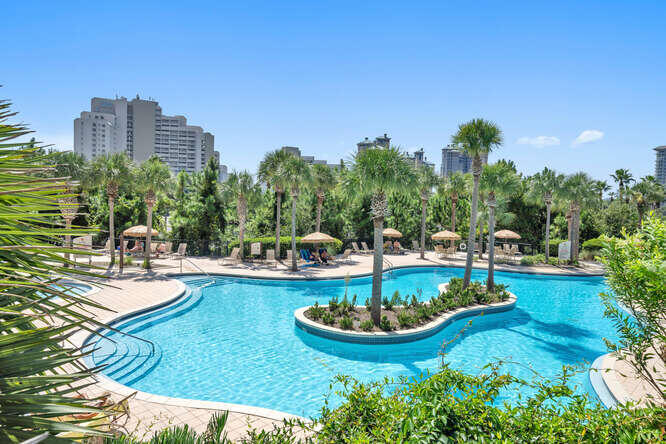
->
[600,215,666,403]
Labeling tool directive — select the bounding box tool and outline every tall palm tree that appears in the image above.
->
[480,163,520,290]
[592,180,611,205]
[442,172,470,247]
[283,156,312,271]
[225,171,259,259]
[344,146,415,325]
[137,155,171,269]
[58,182,79,265]
[610,168,634,202]
[415,166,440,259]
[258,149,292,259]
[86,152,132,265]
[631,179,665,227]
[312,163,336,233]
[452,119,503,288]
[558,172,595,262]
[525,167,563,262]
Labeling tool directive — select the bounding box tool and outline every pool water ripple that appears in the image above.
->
[90,267,616,417]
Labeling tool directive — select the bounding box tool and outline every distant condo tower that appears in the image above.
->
[655,146,666,187]
[356,133,391,153]
[74,95,219,174]
[440,144,487,177]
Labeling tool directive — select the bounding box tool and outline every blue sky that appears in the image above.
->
[4,1,665,182]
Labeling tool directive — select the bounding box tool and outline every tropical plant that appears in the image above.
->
[592,180,611,205]
[224,171,259,260]
[558,172,596,262]
[0,99,109,442]
[600,216,666,403]
[631,178,665,227]
[137,155,171,269]
[442,171,469,247]
[524,167,563,262]
[257,149,292,259]
[610,168,635,202]
[86,152,133,264]
[283,155,312,271]
[452,119,503,288]
[415,165,440,259]
[344,146,415,324]
[480,162,520,290]
[311,163,336,233]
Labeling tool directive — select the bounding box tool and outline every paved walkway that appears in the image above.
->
[68,250,619,441]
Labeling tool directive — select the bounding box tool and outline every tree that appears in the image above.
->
[631,178,665,227]
[415,166,440,259]
[524,167,563,262]
[195,157,226,254]
[452,119,503,288]
[86,152,133,265]
[610,168,634,202]
[258,150,292,259]
[283,156,312,271]
[224,171,259,259]
[481,163,520,290]
[592,180,611,205]
[312,163,336,233]
[137,155,171,269]
[558,172,595,262]
[442,172,470,247]
[344,146,415,325]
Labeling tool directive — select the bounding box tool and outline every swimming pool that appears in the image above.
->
[87,267,616,417]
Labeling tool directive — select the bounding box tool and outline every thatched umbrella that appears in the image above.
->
[382,228,402,238]
[431,230,461,241]
[300,232,337,243]
[123,225,159,238]
[495,229,521,240]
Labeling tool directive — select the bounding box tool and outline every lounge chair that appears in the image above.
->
[164,241,173,255]
[220,247,240,265]
[265,249,277,267]
[335,248,353,264]
[250,242,261,262]
[286,249,302,264]
[446,245,456,257]
[434,244,445,258]
[73,235,93,265]
[351,242,363,254]
[93,238,111,253]
[394,241,405,254]
[361,242,373,254]
[171,242,187,259]
[412,240,419,251]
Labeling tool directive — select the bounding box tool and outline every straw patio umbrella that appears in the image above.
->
[123,225,159,238]
[494,229,521,240]
[431,230,461,241]
[300,232,337,244]
[382,228,402,238]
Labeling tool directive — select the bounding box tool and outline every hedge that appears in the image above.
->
[541,238,565,257]
[228,236,343,259]
[582,237,605,250]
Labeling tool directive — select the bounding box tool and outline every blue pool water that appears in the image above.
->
[88,267,616,417]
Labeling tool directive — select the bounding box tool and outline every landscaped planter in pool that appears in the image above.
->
[294,283,517,344]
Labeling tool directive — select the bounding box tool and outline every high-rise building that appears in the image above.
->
[406,148,435,170]
[280,146,334,167]
[213,152,228,182]
[74,95,216,174]
[440,144,488,176]
[356,133,391,153]
[655,146,666,187]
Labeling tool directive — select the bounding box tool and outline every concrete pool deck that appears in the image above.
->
[66,250,655,440]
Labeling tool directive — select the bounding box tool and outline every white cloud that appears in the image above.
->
[572,129,603,146]
[516,135,560,148]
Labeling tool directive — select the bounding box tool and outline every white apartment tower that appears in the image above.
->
[74,96,216,174]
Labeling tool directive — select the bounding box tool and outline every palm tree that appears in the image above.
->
[225,171,259,259]
[610,168,634,201]
[258,149,292,259]
[481,163,520,290]
[415,166,441,259]
[344,146,415,325]
[442,172,470,247]
[58,182,79,265]
[137,155,171,269]
[592,180,611,205]
[525,167,563,262]
[452,118,503,288]
[312,163,336,233]
[86,152,132,265]
[283,156,312,271]
[558,172,595,262]
[631,179,666,227]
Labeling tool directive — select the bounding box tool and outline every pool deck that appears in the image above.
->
[67,250,654,440]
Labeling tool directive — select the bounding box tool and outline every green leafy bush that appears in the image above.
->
[228,235,342,258]
[520,254,558,266]
[308,302,324,320]
[339,316,353,330]
[542,237,565,257]
[379,315,392,331]
[364,297,371,311]
[582,237,605,250]
[322,312,335,325]
[397,310,415,328]
[328,296,339,312]
[360,320,374,332]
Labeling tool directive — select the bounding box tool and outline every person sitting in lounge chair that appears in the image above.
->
[128,241,143,253]
[319,248,331,264]
[384,240,393,253]
[393,240,402,254]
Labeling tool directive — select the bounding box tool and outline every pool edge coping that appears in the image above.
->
[77,278,309,423]
[293,283,516,344]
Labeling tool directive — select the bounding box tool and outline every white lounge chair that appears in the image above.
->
[265,249,277,267]
[171,243,187,259]
[351,242,363,254]
[361,242,373,254]
[412,240,419,251]
[334,248,353,264]
[220,247,240,265]
[250,242,261,262]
